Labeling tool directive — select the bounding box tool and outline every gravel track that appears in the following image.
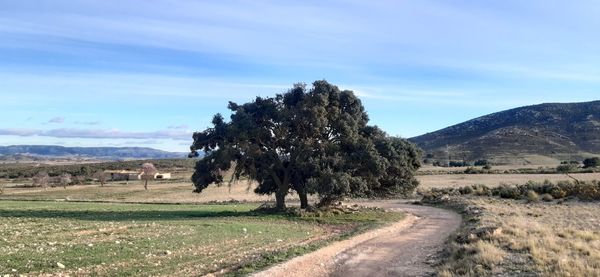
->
[252,200,461,277]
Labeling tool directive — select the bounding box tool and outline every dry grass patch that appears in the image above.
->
[430,196,600,276]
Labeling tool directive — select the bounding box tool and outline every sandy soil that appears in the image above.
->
[252,200,461,277]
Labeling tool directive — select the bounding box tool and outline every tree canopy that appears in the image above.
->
[189,80,422,210]
[583,157,600,168]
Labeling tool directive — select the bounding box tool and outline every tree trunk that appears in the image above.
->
[271,168,290,211]
[275,190,286,210]
[144,180,148,190]
[299,189,309,209]
[276,174,290,211]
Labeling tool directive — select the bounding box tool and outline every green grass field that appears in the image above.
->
[0,200,403,276]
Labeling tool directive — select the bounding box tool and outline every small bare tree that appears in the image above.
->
[557,164,580,184]
[141,163,158,190]
[59,173,72,189]
[33,172,50,190]
[94,171,107,187]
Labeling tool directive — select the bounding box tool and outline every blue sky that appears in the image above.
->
[1,0,599,152]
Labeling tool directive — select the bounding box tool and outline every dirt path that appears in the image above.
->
[252,200,461,277]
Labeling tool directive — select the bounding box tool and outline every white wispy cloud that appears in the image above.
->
[46,116,65,124]
[74,120,101,125]
[0,128,191,140]
[167,124,189,130]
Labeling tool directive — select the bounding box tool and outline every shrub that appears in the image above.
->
[464,167,480,174]
[541,193,554,201]
[482,164,492,170]
[556,164,578,174]
[494,184,521,200]
[459,186,474,195]
[472,184,492,196]
[526,190,539,202]
[575,180,600,200]
[420,180,600,203]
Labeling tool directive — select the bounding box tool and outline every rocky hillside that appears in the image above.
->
[410,100,600,163]
[0,145,185,160]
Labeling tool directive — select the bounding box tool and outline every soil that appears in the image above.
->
[252,200,461,277]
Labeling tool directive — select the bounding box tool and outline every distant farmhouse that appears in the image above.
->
[104,170,171,181]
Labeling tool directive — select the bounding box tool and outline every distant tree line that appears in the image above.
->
[425,155,600,171]
[26,162,161,190]
[0,158,195,179]
[429,159,489,167]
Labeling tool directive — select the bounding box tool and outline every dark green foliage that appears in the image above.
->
[190,81,422,209]
[583,157,600,168]
[449,161,471,167]
[474,159,488,166]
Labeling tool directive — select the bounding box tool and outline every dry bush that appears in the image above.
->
[32,172,49,190]
[431,194,600,276]
[541,193,554,201]
[526,190,539,202]
[421,180,600,202]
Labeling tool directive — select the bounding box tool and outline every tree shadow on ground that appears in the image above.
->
[0,209,275,221]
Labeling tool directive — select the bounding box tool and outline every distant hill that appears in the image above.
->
[0,145,186,160]
[410,100,600,164]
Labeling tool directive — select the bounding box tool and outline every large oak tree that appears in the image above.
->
[190,80,421,210]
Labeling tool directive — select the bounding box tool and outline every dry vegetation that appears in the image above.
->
[419,163,558,173]
[423,189,600,276]
[417,173,600,190]
[2,160,600,276]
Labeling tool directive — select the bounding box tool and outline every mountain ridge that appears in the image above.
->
[409,100,600,163]
[0,145,186,160]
